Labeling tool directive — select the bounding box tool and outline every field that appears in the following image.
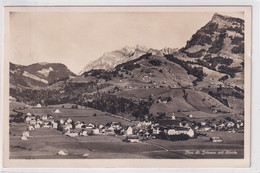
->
[12,105,133,126]
[9,104,244,159]
[10,123,244,159]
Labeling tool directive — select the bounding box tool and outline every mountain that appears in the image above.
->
[10,13,245,120]
[168,13,244,89]
[10,62,75,88]
[79,45,177,75]
[177,13,244,71]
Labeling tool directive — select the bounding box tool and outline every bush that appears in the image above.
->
[149,59,162,66]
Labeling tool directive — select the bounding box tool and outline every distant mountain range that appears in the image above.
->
[79,45,177,75]
[10,13,245,120]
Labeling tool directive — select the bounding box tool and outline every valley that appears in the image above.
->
[9,13,245,159]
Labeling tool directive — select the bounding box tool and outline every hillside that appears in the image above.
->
[10,62,75,88]
[9,13,245,121]
[175,13,244,81]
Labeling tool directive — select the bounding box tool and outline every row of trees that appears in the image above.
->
[85,93,152,120]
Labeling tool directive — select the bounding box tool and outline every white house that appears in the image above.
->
[29,120,36,125]
[35,103,42,108]
[63,123,72,130]
[210,137,223,143]
[80,130,88,136]
[22,131,30,137]
[167,127,194,138]
[20,135,28,140]
[60,119,65,125]
[28,126,34,131]
[227,122,235,128]
[126,126,133,136]
[54,109,61,113]
[66,118,72,124]
[43,122,50,128]
[41,115,48,121]
[52,122,58,129]
[171,113,176,120]
[34,124,41,129]
[188,114,193,118]
[75,121,84,129]
[200,122,206,126]
[57,150,68,156]
[25,116,31,123]
[152,128,160,135]
[26,112,32,116]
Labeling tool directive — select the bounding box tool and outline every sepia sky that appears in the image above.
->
[9,11,244,74]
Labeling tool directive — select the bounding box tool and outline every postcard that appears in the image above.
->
[2,6,251,168]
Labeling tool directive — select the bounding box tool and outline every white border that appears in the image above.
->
[0,0,259,173]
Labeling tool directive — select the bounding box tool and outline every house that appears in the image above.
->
[36,119,43,125]
[20,135,28,140]
[125,126,133,136]
[200,122,206,126]
[201,127,211,132]
[85,125,93,129]
[227,122,235,128]
[80,130,88,136]
[59,119,65,125]
[77,106,85,110]
[26,112,32,116]
[218,123,225,129]
[210,137,223,143]
[54,109,61,113]
[52,122,58,129]
[41,115,48,121]
[57,150,68,156]
[48,115,54,120]
[171,113,176,120]
[28,126,34,131]
[99,124,104,129]
[75,121,84,129]
[29,119,36,125]
[22,131,30,137]
[63,123,72,130]
[43,122,51,128]
[88,123,95,128]
[142,121,152,126]
[35,103,42,108]
[106,129,115,136]
[187,114,193,118]
[144,132,151,138]
[25,116,31,123]
[152,127,160,135]
[34,124,41,129]
[125,135,140,143]
[167,127,194,138]
[136,122,142,128]
[66,118,72,124]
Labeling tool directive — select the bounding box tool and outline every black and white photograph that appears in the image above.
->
[2,6,251,168]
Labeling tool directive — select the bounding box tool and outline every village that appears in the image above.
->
[11,103,244,154]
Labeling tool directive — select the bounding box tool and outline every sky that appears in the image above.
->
[9,11,244,74]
